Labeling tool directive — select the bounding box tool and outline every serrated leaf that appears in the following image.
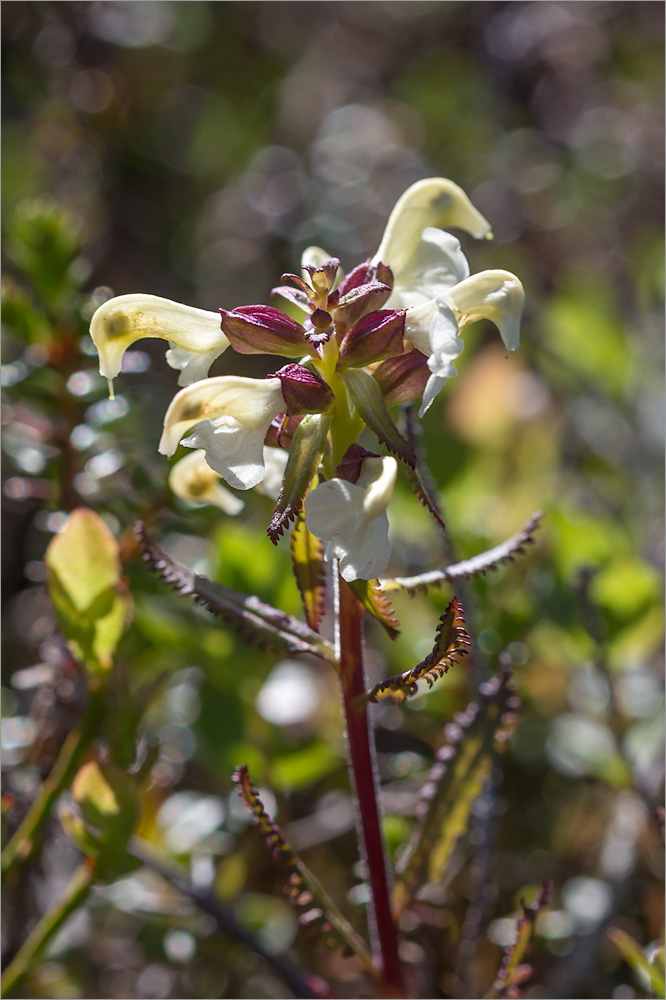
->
[366,598,469,703]
[339,367,416,467]
[268,412,332,544]
[46,509,132,672]
[393,670,522,917]
[380,512,543,594]
[232,765,374,974]
[347,578,400,640]
[486,884,552,999]
[137,523,336,666]
[290,514,326,630]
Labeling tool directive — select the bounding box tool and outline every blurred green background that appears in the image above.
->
[2,2,663,998]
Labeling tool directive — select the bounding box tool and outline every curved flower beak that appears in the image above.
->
[90,293,229,394]
[158,375,285,490]
[372,177,492,276]
[448,269,525,352]
[168,450,244,515]
[305,455,398,582]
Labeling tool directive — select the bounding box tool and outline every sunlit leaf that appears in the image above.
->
[608,927,666,999]
[347,578,400,639]
[339,367,416,467]
[393,670,521,917]
[366,597,469,703]
[46,509,132,673]
[290,514,326,631]
[268,412,332,544]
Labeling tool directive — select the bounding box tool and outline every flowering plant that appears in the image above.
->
[91,178,524,584]
[10,178,545,997]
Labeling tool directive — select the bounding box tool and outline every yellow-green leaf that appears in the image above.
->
[46,510,132,674]
[69,761,138,877]
[608,927,666,999]
[366,597,469,703]
[348,577,400,639]
[45,508,121,614]
[290,514,325,630]
[393,671,520,917]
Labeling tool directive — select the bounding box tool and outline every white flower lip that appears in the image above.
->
[168,450,244,515]
[305,456,398,582]
[448,269,525,352]
[372,177,492,277]
[158,376,285,458]
[90,293,229,387]
[158,376,285,491]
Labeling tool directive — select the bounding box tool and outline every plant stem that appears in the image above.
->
[1,684,104,874]
[336,571,405,996]
[1,862,94,997]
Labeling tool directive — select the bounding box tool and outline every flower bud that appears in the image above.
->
[337,310,405,368]
[269,364,334,416]
[220,305,310,358]
[333,281,393,337]
[372,348,430,407]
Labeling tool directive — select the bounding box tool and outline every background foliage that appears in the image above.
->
[2,2,663,998]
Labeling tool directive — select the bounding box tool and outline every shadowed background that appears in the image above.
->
[2,3,664,998]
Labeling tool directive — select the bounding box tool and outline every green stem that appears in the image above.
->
[1,685,104,874]
[1,862,94,997]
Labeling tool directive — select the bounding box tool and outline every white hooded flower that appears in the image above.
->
[371,179,524,417]
[168,450,244,515]
[158,376,285,490]
[305,456,398,582]
[448,269,524,353]
[372,177,492,278]
[90,293,229,395]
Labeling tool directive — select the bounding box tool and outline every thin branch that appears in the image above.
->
[2,686,105,874]
[1,862,94,997]
[127,836,328,1000]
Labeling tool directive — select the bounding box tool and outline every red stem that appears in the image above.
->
[336,572,405,996]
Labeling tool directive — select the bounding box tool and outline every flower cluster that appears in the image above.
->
[91,178,524,581]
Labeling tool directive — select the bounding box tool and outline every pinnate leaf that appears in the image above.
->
[380,512,543,594]
[348,578,400,640]
[485,883,552,999]
[137,523,336,665]
[232,765,374,972]
[393,669,522,917]
[268,412,332,544]
[366,597,469,703]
